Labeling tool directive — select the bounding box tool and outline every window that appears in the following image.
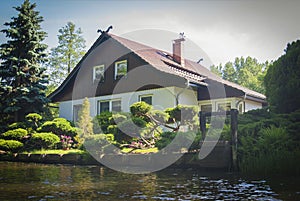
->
[99,101,109,113]
[112,100,121,112]
[238,102,244,113]
[217,102,231,112]
[73,104,82,122]
[93,65,105,82]
[201,104,212,113]
[139,95,152,105]
[115,60,127,80]
[97,99,122,114]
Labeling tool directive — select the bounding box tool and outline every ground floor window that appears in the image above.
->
[217,102,231,112]
[73,104,82,122]
[98,99,121,114]
[139,95,152,105]
[200,104,212,113]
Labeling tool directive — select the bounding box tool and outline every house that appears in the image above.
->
[49,31,266,122]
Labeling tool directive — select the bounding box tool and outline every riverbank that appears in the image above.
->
[0,141,231,170]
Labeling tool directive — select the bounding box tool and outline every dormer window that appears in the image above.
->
[93,65,105,83]
[115,60,127,80]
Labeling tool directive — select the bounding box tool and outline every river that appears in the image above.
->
[0,162,299,200]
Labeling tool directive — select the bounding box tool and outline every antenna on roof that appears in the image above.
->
[97,25,113,34]
[197,58,203,63]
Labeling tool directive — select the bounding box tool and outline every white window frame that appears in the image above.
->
[139,94,153,105]
[114,60,127,80]
[216,102,231,112]
[97,99,122,114]
[93,65,105,83]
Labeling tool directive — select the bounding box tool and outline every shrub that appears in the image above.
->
[1,128,28,141]
[28,132,60,150]
[156,131,197,152]
[93,111,112,134]
[109,113,127,125]
[83,134,112,154]
[165,105,199,128]
[130,102,152,122]
[0,139,24,152]
[25,113,43,129]
[37,118,77,138]
[8,122,27,130]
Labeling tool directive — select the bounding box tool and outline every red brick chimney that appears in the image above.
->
[173,34,185,66]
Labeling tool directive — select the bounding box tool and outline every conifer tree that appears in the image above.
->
[48,22,86,87]
[0,0,48,123]
[77,97,93,137]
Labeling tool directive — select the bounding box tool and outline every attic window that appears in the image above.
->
[115,60,127,80]
[93,65,105,82]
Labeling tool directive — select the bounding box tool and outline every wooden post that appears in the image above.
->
[230,109,238,171]
[199,111,206,140]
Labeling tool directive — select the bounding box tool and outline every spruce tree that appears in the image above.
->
[0,0,48,123]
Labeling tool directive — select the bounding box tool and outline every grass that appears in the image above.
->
[22,149,86,155]
[121,147,158,154]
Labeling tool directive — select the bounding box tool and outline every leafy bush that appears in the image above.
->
[156,131,197,152]
[8,122,27,130]
[93,111,112,134]
[84,134,113,154]
[0,139,24,152]
[1,128,28,141]
[37,118,77,138]
[130,101,152,116]
[109,113,128,125]
[25,113,42,129]
[165,105,199,129]
[28,132,60,150]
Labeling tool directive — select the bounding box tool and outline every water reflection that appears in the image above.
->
[0,162,299,200]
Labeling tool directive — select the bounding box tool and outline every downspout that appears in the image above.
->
[175,80,190,106]
[236,93,247,113]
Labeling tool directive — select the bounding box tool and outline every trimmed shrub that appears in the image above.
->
[156,131,197,152]
[130,102,152,122]
[8,122,27,130]
[25,113,42,129]
[93,111,112,134]
[28,132,60,150]
[0,139,24,152]
[1,128,28,141]
[37,118,77,138]
[84,134,111,154]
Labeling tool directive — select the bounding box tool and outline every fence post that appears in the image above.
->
[230,109,238,171]
[199,111,206,140]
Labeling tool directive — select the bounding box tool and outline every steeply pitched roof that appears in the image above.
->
[109,34,266,100]
[49,32,266,101]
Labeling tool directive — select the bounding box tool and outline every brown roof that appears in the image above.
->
[109,34,266,100]
[49,32,266,101]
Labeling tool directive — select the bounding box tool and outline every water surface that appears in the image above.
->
[0,162,299,200]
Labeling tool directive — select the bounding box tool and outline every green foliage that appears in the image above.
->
[155,131,197,152]
[37,118,77,138]
[265,40,300,113]
[28,132,60,150]
[115,117,147,143]
[0,139,24,152]
[77,98,93,137]
[210,56,269,94]
[93,111,112,134]
[25,113,42,129]
[165,105,199,129]
[238,109,300,175]
[1,128,28,141]
[8,122,27,130]
[130,101,152,121]
[83,134,113,154]
[0,0,49,123]
[47,21,86,87]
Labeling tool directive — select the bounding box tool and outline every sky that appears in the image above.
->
[1,0,300,67]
